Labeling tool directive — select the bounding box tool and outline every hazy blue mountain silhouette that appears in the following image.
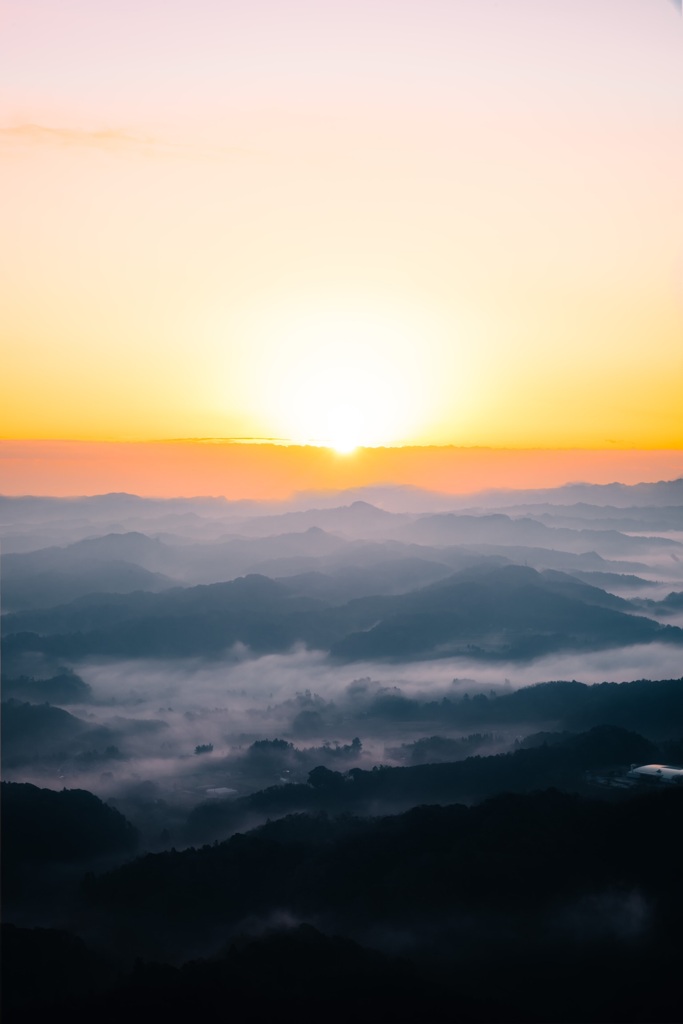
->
[1,700,115,766]
[1,669,92,704]
[329,564,678,661]
[3,564,680,661]
[403,512,682,558]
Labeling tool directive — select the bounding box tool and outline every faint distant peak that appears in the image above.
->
[348,500,387,512]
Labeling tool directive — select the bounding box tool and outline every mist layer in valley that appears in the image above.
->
[3,479,683,830]
[3,478,683,1022]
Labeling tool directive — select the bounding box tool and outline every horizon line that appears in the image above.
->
[2,437,683,453]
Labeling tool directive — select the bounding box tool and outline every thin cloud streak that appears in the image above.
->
[0,123,260,160]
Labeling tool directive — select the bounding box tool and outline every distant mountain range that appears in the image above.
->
[3,563,681,663]
[2,479,681,667]
[3,495,680,609]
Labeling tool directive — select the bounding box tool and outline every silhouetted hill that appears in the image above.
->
[228,499,406,538]
[2,526,357,598]
[327,676,683,739]
[564,569,657,591]
[517,502,683,532]
[2,924,114,1017]
[1,700,92,764]
[2,781,138,869]
[1,668,92,704]
[443,477,683,509]
[8,786,683,1024]
[184,725,657,842]
[1,574,327,657]
[634,591,683,616]
[2,921,508,1024]
[403,512,682,558]
[2,540,175,610]
[330,564,677,661]
[275,555,456,602]
[3,564,679,662]
[0,699,126,771]
[90,787,683,971]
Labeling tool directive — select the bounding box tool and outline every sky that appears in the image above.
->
[1,1,682,492]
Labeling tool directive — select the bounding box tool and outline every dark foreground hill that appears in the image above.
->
[90,788,683,936]
[2,921,512,1024]
[5,738,683,1023]
[7,788,678,1023]
[2,781,139,911]
[2,781,138,870]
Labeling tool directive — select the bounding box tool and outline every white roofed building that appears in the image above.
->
[626,764,683,785]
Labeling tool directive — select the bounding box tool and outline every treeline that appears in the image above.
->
[5,768,683,1021]
[185,724,659,842]
[2,782,138,874]
[74,787,683,1023]
[1,921,512,1024]
[352,677,683,735]
[0,668,91,704]
[93,787,683,929]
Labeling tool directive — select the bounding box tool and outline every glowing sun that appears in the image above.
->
[236,303,436,450]
[325,403,365,454]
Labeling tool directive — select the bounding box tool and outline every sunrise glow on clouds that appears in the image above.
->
[1,1,681,490]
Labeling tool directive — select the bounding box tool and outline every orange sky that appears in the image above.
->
[1,441,681,500]
[0,1,681,488]
[1,1,683,512]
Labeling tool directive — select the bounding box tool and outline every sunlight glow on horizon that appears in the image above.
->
[216,301,462,450]
[0,1,681,450]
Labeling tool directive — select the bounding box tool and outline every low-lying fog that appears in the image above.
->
[6,641,683,832]
[3,480,682,846]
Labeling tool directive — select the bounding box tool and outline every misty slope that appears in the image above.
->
[5,483,680,616]
[425,543,651,576]
[1,526,394,603]
[560,569,657,591]
[273,556,471,602]
[185,724,658,842]
[402,512,683,558]
[3,564,680,662]
[0,575,330,657]
[92,786,683,952]
[0,493,239,553]
[327,565,680,661]
[4,519,661,619]
[632,591,683,617]
[1,535,175,610]
[514,503,683,532]
[216,499,410,539]
[287,676,683,743]
[0,701,117,767]
[444,477,683,509]
[2,478,681,553]
[2,479,681,525]
[1,669,92,705]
